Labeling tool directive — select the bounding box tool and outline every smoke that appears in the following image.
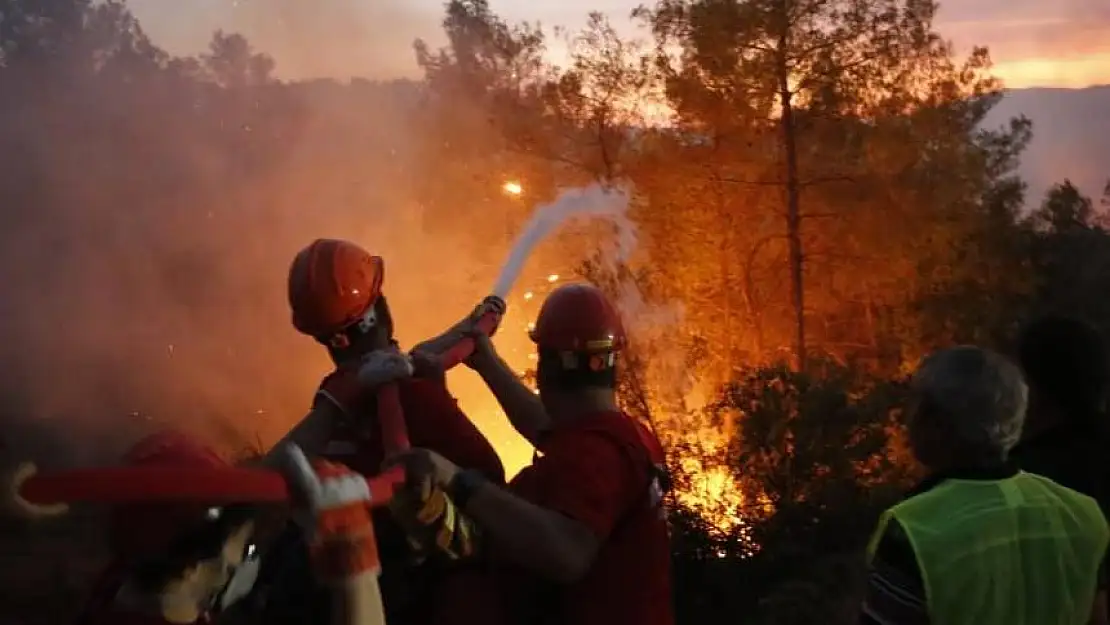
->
[0,2,689,479]
[220,0,439,80]
[128,0,441,81]
[0,5,505,469]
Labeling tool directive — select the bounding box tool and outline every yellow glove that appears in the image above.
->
[389,472,480,560]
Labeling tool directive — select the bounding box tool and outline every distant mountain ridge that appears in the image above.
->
[985,85,1110,207]
[286,79,1109,209]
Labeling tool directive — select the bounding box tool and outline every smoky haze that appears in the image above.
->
[127,0,440,81]
[0,1,526,469]
[215,0,437,80]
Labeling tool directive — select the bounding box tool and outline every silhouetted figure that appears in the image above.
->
[1011,315,1110,513]
[862,346,1108,625]
[245,239,505,625]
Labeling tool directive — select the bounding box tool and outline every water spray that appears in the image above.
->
[433,183,632,371]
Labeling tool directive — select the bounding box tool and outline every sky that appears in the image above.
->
[127,0,1110,89]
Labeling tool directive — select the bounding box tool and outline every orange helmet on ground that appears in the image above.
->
[108,431,236,560]
[288,239,384,339]
[530,283,626,353]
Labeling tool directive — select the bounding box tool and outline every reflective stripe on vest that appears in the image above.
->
[868,471,1108,625]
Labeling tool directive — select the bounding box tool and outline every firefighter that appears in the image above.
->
[392,283,675,625]
[8,432,388,625]
[252,238,504,625]
[276,238,503,482]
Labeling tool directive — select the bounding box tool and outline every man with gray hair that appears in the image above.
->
[860,346,1109,625]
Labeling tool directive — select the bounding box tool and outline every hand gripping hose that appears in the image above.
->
[378,295,506,453]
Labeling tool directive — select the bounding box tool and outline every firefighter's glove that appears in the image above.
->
[469,295,507,337]
[462,298,504,372]
[393,486,479,560]
[280,444,380,581]
[356,347,414,389]
[387,450,479,560]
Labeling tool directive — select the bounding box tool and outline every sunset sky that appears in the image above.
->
[127,0,1109,88]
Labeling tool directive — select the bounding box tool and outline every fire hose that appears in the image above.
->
[15,296,506,510]
[379,298,505,453]
[17,466,401,506]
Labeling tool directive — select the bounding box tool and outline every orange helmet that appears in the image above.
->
[288,239,384,339]
[530,283,626,352]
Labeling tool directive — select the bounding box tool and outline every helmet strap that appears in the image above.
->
[320,297,393,351]
[538,348,618,391]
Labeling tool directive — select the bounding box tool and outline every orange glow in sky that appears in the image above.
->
[125,1,1110,89]
[993,53,1110,88]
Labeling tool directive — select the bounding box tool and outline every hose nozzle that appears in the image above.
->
[437,295,507,370]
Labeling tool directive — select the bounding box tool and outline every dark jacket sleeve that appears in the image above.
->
[860,519,930,625]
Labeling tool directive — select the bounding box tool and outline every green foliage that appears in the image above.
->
[717,361,910,506]
[718,362,909,555]
[664,361,910,622]
[1022,182,1110,338]
[1028,180,1099,233]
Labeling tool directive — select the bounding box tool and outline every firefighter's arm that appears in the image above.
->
[333,573,387,625]
[457,477,597,583]
[279,445,387,625]
[261,400,344,467]
[411,320,470,357]
[469,336,551,446]
[412,296,506,357]
[448,435,644,584]
[391,447,629,584]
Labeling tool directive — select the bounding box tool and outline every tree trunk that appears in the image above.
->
[777,45,805,372]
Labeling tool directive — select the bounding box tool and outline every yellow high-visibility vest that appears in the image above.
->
[868,471,1108,625]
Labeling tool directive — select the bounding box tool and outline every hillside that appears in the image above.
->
[987,85,1110,206]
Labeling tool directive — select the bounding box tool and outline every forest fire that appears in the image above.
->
[2,0,1105,622]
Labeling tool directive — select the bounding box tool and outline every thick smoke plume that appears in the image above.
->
[0,7,505,468]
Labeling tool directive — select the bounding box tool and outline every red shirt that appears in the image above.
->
[506,411,674,625]
[315,367,505,483]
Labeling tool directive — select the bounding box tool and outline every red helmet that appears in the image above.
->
[122,431,227,467]
[108,431,232,560]
[530,283,626,352]
[288,239,384,338]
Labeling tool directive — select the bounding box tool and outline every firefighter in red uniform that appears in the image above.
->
[275,238,503,482]
[394,283,675,625]
[8,431,388,625]
[251,238,505,625]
